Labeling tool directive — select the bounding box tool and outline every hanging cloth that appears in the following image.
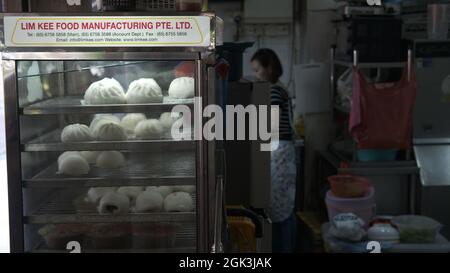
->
[349,66,417,150]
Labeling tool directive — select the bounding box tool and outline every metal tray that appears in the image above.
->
[23,151,196,187]
[23,129,196,152]
[30,222,196,253]
[21,96,194,115]
[25,190,197,224]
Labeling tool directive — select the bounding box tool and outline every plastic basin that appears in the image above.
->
[328,175,370,198]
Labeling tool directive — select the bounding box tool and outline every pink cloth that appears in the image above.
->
[349,67,416,150]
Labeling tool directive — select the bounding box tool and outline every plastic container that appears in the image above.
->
[428,4,449,40]
[392,215,442,244]
[325,187,376,228]
[328,175,370,198]
[357,149,398,162]
[227,216,257,253]
[176,0,202,11]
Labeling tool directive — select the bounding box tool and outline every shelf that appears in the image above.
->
[23,151,196,187]
[334,60,406,69]
[25,211,196,224]
[25,191,197,224]
[321,223,450,253]
[17,61,149,79]
[30,246,197,253]
[21,96,195,115]
[24,202,196,224]
[29,224,197,253]
[320,150,419,176]
[23,176,196,188]
[23,129,196,152]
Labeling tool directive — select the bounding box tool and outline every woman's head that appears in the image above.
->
[251,48,283,84]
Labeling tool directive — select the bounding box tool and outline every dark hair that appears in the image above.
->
[251,48,283,84]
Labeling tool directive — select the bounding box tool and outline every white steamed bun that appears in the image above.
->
[159,112,182,131]
[97,192,130,214]
[92,120,127,141]
[134,119,164,140]
[168,77,195,99]
[57,152,90,176]
[120,113,147,135]
[84,78,126,105]
[126,78,163,104]
[117,186,144,203]
[146,186,173,198]
[89,114,120,132]
[79,151,100,164]
[61,124,94,143]
[164,192,194,212]
[85,187,117,204]
[96,151,126,169]
[172,185,196,194]
[135,191,164,213]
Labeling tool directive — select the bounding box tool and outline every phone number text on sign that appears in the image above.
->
[4,16,211,47]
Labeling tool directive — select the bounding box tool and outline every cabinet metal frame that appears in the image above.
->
[3,49,211,253]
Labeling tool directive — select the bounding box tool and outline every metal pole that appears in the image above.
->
[330,47,335,117]
[407,49,412,82]
[211,175,224,253]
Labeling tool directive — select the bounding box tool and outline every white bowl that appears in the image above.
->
[367,224,400,243]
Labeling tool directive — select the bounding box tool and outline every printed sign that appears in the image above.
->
[4,16,212,47]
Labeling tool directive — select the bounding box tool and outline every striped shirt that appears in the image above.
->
[271,84,293,141]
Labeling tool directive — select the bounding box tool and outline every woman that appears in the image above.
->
[251,49,296,252]
[251,49,297,253]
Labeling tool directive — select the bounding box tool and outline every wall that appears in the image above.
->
[298,0,337,210]
[210,0,338,211]
[208,1,242,43]
[210,0,295,94]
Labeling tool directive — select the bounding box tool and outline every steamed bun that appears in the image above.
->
[61,124,94,143]
[159,112,182,131]
[120,113,147,135]
[57,152,90,176]
[79,151,100,164]
[117,186,144,203]
[172,186,196,194]
[146,186,173,198]
[96,151,126,169]
[134,119,164,140]
[89,114,120,132]
[168,77,195,99]
[84,78,126,105]
[126,78,163,104]
[86,187,117,204]
[58,151,82,165]
[92,120,127,141]
[163,192,194,212]
[97,192,130,215]
[135,191,164,213]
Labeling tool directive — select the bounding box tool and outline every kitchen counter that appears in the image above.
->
[321,223,450,253]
